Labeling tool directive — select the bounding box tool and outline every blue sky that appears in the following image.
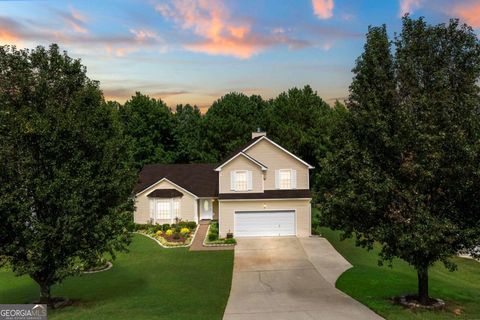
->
[1,0,479,110]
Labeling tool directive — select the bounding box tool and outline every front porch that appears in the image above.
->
[197,198,219,221]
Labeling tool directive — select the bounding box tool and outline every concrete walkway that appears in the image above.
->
[223,237,383,320]
[189,220,233,252]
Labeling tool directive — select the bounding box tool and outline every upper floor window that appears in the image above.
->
[235,171,248,191]
[230,170,252,191]
[279,169,291,189]
[276,169,297,189]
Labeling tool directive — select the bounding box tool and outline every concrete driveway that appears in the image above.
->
[223,237,383,320]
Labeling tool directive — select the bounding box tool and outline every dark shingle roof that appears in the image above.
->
[134,163,218,197]
[218,189,311,200]
[147,189,183,198]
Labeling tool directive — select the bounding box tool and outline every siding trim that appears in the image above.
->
[135,177,199,199]
[219,198,311,202]
[215,152,268,171]
[243,136,315,169]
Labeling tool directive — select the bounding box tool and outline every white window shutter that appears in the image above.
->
[149,199,154,219]
[247,171,253,190]
[291,169,297,189]
[275,170,280,189]
[230,171,236,191]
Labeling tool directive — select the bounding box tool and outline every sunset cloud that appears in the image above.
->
[452,1,480,28]
[58,7,89,34]
[399,0,423,17]
[312,0,334,19]
[155,0,309,59]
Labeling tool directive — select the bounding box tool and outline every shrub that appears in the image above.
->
[155,230,163,237]
[224,238,237,245]
[154,224,163,232]
[162,224,171,231]
[208,232,218,241]
[134,223,149,231]
[174,225,181,233]
[172,232,181,240]
[180,227,190,236]
[187,221,197,229]
[165,229,173,237]
[147,226,156,234]
[178,221,188,228]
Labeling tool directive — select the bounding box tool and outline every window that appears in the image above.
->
[235,171,248,191]
[149,198,181,221]
[203,200,209,211]
[173,199,180,218]
[276,169,296,189]
[157,200,171,219]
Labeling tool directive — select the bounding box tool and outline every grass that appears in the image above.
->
[0,234,234,320]
[313,208,480,319]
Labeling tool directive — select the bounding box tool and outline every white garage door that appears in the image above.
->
[234,211,295,237]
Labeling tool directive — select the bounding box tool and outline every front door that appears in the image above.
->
[200,199,213,220]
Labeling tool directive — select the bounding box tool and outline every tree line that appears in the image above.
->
[116,87,344,175]
[1,15,479,308]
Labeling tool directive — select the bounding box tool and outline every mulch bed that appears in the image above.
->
[393,294,445,310]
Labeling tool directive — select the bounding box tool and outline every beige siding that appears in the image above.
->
[134,180,197,224]
[244,139,309,190]
[218,155,264,193]
[219,200,311,238]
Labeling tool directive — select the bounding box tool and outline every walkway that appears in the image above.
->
[189,220,234,252]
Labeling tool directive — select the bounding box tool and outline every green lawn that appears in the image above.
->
[319,226,480,319]
[0,234,234,320]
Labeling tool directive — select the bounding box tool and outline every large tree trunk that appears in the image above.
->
[39,283,51,304]
[417,268,429,305]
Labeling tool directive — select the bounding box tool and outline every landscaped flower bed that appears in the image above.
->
[135,221,197,247]
[204,220,236,246]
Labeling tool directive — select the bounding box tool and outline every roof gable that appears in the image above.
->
[214,152,267,171]
[243,136,314,169]
[134,163,218,197]
[216,136,314,171]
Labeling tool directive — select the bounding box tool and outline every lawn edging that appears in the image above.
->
[81,261,113,274]
[134,225,199,249]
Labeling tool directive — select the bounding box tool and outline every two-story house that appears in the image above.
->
[133,131,313,237]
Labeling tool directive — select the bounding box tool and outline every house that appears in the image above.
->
[133,131,314,237]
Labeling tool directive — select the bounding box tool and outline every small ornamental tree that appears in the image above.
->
[319,17,480,305]
[0,44,136,305]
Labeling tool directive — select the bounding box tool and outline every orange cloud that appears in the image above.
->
[452,2,480,28]
[155,0,266,58]
[399,0,422,17]
[312,0,334,19]
[0,29,20,45]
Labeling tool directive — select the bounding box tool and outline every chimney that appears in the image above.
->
[252,127,266,139]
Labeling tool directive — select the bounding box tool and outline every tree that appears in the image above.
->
[0,44,136,305]
[266,85,332,167]
[319,18,480,305]
[119,93,176,169]
[173,104,210,163]
[203,92,268,161]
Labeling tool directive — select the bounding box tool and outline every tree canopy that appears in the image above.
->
[319,17,480,304]
[0,44,136,305]
[119,92,176,169]
[202,92,268,161]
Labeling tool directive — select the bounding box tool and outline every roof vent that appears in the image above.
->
[252,128,266,139]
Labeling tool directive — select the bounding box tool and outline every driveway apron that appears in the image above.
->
[223,237,383,320]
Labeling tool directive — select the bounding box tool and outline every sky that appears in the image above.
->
[1,0,479,111]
